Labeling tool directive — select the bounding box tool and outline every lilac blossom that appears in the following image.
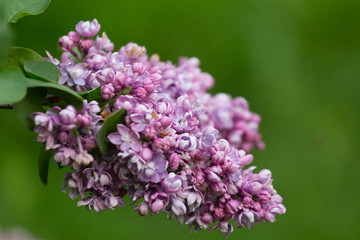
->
[108,124,142,152]
[76,19,101,38]
[31,19,286,239]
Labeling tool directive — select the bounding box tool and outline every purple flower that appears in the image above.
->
[76,19,101,38]
[169,152,181,171]
[59,61,89,86]
[78,39,93,53]
[103,191,125,210]
[178,133,197,151]
[171,196,187,216]
[119,42,146,60]
[59,36,74,51]
[161,172,183,193]
[218,221,234,238]
[108,124,142,152]
[139,150,168,183]
[83,162,111,190]
[234,210,260,229]
[54,148,76,166]
[35,19,285,238]
[59,105,77,124]
[95,32,114,51]
[75,151,94,165]
[101,83,115,100]
[196,127,219,149]
[171,106,194,132]
[147,192,169,214]
[77,195,106,212]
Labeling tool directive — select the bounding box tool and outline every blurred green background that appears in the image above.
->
[1,0,360,239]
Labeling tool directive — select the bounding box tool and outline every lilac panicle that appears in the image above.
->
[32,19,285,238]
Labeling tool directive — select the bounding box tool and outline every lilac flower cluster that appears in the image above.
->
[33,19,285,237]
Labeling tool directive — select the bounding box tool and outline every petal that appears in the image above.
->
[108,132,122,145]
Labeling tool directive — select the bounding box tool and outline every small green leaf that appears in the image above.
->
[97,108,127,153]
[25,78,84,108]
[13,88,46,130]
[38,145,52,185]
[0,66,27,104]
[24,60,59,83]
[2,0,51,23]
[79,86,103,102]
[0,47,43,71]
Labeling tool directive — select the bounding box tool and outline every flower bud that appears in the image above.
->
[82,136,97,151]
[214,207,225,219]
[57,132,70,143]
[143,77,155,93]
[169,153,181,171]
[242,196,253,208]
[140,147,153,161]
[137,202,149,216]
[144,126,157,139]
[87,54,106,70]
[211,181,227,194]
[132,62,147,74]
[100,174,111,186]
[101,83,115,100]
[153,138,170,151]
[76,19,101,38]
[59,106,77,124]
[245,182,262,194]
[76,113,92,127]
[225,199,239,215]
[113,72,126,90]
[88,100,101,113]
[258,169,272,183]
[134,87,147,99]
[75,152,94,165]
[206,165,222,182]
[79,39,93,53]
[201,213,213,224]
[59,36,74,51]
[159,116,172,128]
[150,199,166,214]
[162,172,182,193]
[68,31,80,43]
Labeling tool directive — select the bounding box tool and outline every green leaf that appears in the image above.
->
[0,2,12,58]
[13,88,46,130]
[24,60,59,83]
[97,108,127,153]
[0,46,43,71]
[38,145,52,185]
[0,66,27,104]
[2,0,51,23]
[79,86,103,102]
[25,78,84,108]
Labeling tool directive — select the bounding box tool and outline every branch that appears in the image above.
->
[0,104,13,109]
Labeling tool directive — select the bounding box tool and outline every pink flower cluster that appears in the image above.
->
[33,19,285,238]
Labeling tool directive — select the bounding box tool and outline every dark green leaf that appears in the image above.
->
[25,78,84,108]
[24,60,59,83]
[0,66,27,104]
[97,108,127,153]
[2,0,51,23]
[13,88,46,130]
[79,86,103,102]
[38,145,52,185]
[0,47,42,71]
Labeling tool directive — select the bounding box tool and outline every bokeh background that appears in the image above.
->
[1,0,360,239]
